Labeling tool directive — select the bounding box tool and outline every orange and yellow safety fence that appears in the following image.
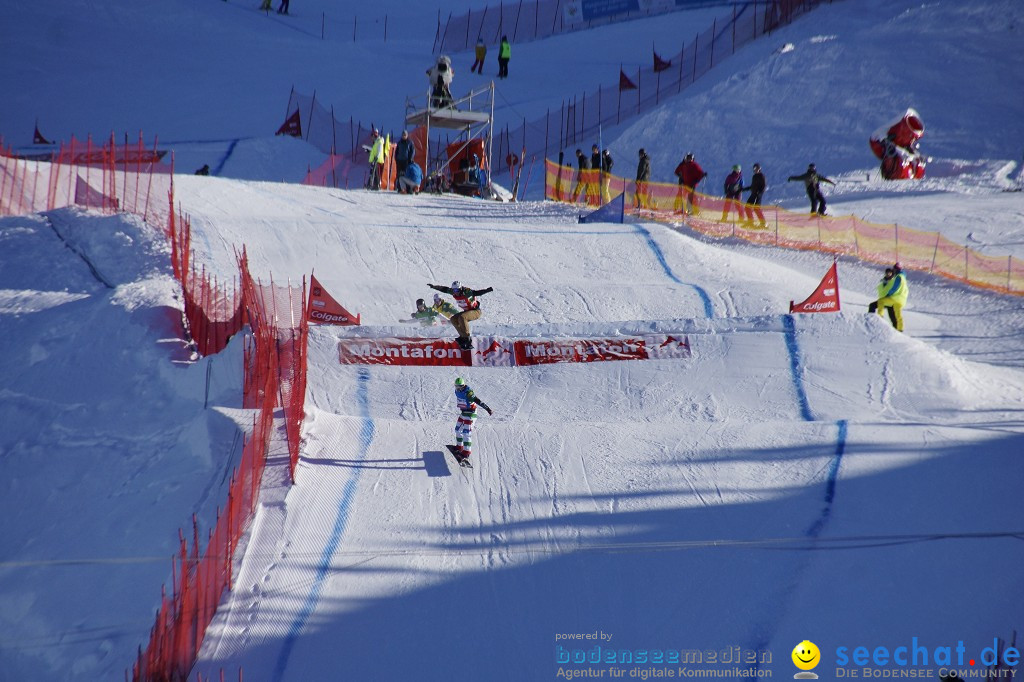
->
[545,160,1024,296]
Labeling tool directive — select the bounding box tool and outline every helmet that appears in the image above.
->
[416,298,425,307]
[433,293,443,305]
[451,280,461,291]
[454,377,466,386]
[685,153,694,161]
[753,162,761,170]
[893,262,902,273]
[732,164,741,171]
[808,163,816,170]
[639,148,646,155]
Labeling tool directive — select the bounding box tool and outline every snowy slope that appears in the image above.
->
[187,185,1024,681]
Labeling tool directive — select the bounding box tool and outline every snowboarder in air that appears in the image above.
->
[428,281,494,350]
[787,163,835,215]
[403,298,440,326]
[449,376,493,466]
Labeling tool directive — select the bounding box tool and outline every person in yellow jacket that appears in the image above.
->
[868,263,909,331]
[497,36,511,79]
[471,38,486,74]
[367,130,387,190]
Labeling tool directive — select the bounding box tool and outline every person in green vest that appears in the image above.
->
[868,263,909,331]
[498,36,511,79]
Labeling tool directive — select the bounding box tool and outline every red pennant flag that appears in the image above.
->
[619,70,637,91]
[790,262,841,313]
[653,51,672,72]
[33,124,52,145]
[307,274,361,325]
[275,109,302,137]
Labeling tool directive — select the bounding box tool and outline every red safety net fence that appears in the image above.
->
[0,134,172,226]
[132,247,309,682]
[0,135,311,680]
[546,161,1024,297]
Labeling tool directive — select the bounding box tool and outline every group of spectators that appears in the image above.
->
[572,148,839,221]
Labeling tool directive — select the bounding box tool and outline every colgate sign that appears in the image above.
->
[339,338,470,366]
[514,338,647,365]
[310,308,357,324]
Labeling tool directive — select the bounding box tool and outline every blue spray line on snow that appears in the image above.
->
[210,138,240,177]
[747,316,849,672]
[782,314,815,422]
[272,367,376,682]
[632,224,714,318]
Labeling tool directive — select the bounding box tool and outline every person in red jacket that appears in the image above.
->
[673,153,707,215]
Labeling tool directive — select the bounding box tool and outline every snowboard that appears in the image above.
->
[445,444,473,468]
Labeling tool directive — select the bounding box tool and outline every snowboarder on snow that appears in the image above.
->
[452,376,493,464]
[787,163,835,215]
[428,281,494,350]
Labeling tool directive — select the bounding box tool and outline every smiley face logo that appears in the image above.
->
[792,640,820,678]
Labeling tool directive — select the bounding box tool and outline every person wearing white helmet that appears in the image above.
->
[450,377,493,465]
[427,280,494,349]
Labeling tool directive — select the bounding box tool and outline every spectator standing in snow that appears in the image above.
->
[868,263,909,331]
[635,148,652,209]
[497,36,511,78]
[674,153,707,215]
[367,129,386,190]
[394,130,415,187]
[721,164,744,222]
[590,145,603,205]
[600,149,614,204]
[743,162,767,228]
[787,163,835,215]
[277,0,289,14]
[571,149,592,204]
[471,38,487,74]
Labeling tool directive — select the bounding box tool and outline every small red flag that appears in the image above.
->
[653,51,672,72]
[33,124,52,145]
[619,70,637,91]
[790,262,841,313]
[275,109,302,137]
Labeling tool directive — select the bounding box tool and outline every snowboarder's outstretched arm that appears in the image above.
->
[476,398,494,415]
[428,283,453,294]
[468,286,493,297]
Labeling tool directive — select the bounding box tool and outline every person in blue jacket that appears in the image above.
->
[399,161,423,194]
